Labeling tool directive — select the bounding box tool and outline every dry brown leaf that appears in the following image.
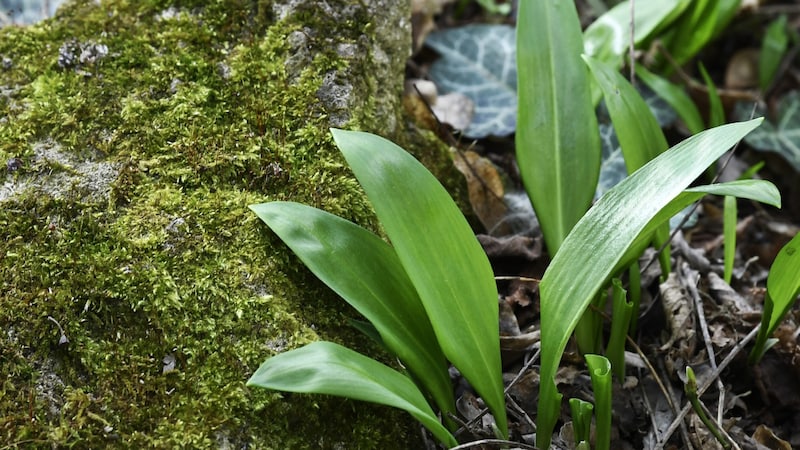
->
[659,273,696,353]
[498,298,521,336]
[478,234,542,261]
[725,48,760,90]
[453,151,508,233]
[707,271,754,313]
[753,424,792,450]
[499,330,540,352]
[660,272,698,379]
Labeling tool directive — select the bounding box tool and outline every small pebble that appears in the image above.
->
[6,157,22,172]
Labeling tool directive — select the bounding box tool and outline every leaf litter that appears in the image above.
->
[406,3,800,449]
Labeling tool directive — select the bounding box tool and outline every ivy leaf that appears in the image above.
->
[425,24,516,138]
[735,91,800,171]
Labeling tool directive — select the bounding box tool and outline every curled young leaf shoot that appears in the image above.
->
[586,355,612,450]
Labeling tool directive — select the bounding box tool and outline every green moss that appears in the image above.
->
[0,0,466,448]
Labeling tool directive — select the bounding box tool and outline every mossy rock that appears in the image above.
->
[0,0,466,447]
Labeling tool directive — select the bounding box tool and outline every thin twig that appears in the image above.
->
[629,0,636,86]
[656,324,760,449]
[763,43,800,99]
[698,397,741,450]
[639,377,660,446]
[494,276,541,284]
[506,393,537,432]
[682,265,726,426]
[625,335,676,413]
[590,304,677,416]
[659,357,697,450]
[654,43,758,102]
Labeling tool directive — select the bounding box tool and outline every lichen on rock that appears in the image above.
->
[0,0,465,447]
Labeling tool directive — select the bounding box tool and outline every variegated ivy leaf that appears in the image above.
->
[425,24,516,138]
[734,91,800,172]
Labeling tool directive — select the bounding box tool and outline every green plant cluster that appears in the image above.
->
[247,2,797,450]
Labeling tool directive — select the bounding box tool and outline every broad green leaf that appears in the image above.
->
[751,232,800,362]
[683,179,781,204]
[760,15,789,91]
[517,0,600,255]
[585,54,672,275]
[595,84,677,198]
[536,119,763,449]
[425,25,516,138]
[583,0,690,67]
[585,55,668,174]
[247,341,457,448]
[618,179,781,271]
[635,64,704,134]
[330,128,508,437]
[248,201,454,417]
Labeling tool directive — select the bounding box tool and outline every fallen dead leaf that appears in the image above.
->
[660,272,699,381]
[453,151,508,233]
[753,424,792,450]
[725,48,760,90]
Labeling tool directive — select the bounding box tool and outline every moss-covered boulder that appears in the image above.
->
[0,0,464,447]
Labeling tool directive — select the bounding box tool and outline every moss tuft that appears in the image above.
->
[0,0,465,447]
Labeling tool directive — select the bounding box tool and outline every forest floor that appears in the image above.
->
[407,1,800,449]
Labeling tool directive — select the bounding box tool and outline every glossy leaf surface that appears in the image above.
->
[536,119,763,449]
[585,55,668,176]
[331,128,508,436]
[618,179,780,273]
[583,0,689,67]
[249,201,454,416]
[247,341,457,447]
[517,0,600,255]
